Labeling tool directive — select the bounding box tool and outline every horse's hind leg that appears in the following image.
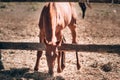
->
[61,51,65,70]
[76,51,80,70]
[61,37,66,70]
[68,17,77,44]
[69,18,81,70]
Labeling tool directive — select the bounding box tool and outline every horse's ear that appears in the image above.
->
[56,40,62,46]
[56,41,61,46]
[44,38,49,45]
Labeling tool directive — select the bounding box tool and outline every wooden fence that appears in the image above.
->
[0,42,120,53]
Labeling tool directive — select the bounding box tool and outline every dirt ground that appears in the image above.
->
[0,2,120,80]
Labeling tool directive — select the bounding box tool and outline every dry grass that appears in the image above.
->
[0,2,120,80]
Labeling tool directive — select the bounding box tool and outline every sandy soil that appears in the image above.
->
[0,2,120,80]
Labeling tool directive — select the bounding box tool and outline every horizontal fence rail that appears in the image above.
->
[0,42,120,53]
[0,42,46,51]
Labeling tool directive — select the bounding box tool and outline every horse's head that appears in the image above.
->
[44,39,61,75]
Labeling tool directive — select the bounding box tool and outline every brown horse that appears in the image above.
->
[34,2,80,75]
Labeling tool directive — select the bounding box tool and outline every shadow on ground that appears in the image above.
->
[0,68,65,80]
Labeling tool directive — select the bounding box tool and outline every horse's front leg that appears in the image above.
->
[34,31,44,71]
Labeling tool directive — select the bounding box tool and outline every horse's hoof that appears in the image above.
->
[49,71,54,76]
[61,64,65,70]
[77,64,81,70]
[34,67,38,71]
[57,68,62,73]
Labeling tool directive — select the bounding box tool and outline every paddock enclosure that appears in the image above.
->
[0,2,120,80]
